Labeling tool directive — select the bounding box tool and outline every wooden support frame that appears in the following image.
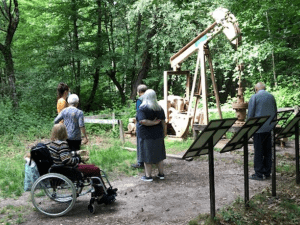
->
[186,44,222,125]
[163,70,190,123]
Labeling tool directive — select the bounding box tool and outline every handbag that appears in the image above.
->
[24,158,40,191]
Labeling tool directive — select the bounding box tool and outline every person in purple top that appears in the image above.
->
[247,82,277,180]
[54,94,88,151]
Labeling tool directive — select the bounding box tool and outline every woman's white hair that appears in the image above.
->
[140,89,161,111]
[67,94,79,105]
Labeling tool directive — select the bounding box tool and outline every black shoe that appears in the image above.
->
[131,163,144,169]
[107,187,118,196]
[156,173,165,180]
[249,174,263,181]
[140,175,153,182]
[97,194,116,205]
[264,175,271,180]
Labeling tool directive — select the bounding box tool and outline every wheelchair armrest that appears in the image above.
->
[48,164,76,173]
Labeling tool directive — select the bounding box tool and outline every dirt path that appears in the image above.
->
[1,139,296,224]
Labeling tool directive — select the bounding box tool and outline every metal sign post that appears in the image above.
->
[276,111,300,184]
[182,118,237,219]
[270,109,294,196]
[220,116,270,207]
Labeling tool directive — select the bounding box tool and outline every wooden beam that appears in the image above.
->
[187,49,202,117]
[200,45,209,125]
[170,22,217,70]
[170,22,217,62]
[206,46,222,119]
[164,71,168,123]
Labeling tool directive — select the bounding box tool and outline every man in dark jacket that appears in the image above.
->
[131,84,148,168]
[247,82,277,180]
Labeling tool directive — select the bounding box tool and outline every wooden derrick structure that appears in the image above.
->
[126,8,245,138]
[162,7,243,138]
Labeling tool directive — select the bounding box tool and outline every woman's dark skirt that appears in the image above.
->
[138,138,166,164]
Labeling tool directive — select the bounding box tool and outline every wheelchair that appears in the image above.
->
[30,145,117,217]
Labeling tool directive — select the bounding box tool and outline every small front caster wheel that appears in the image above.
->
[88,204,95,214]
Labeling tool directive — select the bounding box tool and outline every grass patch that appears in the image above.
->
[164,138,194,155]
[277,159,295,175]
[0,205,29,224]
[0,155,26,198]
[86,141,139,178]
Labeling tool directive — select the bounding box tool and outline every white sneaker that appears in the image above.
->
[156,174,165,180]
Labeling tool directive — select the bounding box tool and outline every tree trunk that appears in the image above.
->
[102,1,126,105]
[130,19,157,100]
[0,0,19,107]
[130,49,152,100]
[106,69,126,104]
[71,0,81,96]
[85,0,102,111]
[265,11,277,87]
[129,13,142,93]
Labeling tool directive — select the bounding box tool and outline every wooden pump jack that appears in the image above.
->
[161,8,243,138]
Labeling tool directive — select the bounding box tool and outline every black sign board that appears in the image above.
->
[182,118,237,158]
[182,118,237,219]
[220,116,270,207]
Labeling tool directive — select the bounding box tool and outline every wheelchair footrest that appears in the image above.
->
[97,194,116,205]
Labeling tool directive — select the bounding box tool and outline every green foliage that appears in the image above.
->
[0,98,52,138]
[272,87,300,108]
[209,109,236,120]
[3,0,300,115]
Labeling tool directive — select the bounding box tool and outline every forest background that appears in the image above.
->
[0,0,300,137]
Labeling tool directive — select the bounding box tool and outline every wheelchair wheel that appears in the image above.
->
[31,173,76,217]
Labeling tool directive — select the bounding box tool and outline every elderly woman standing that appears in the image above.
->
[136,89,166,182]
[54,94,88,151]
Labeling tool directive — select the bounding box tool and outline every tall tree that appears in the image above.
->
[70,0,81,96]
[85,0,103,110]
[0,0,19,106]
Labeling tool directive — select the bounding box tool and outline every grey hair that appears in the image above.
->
[255,82,266,91]
[137,84,147,94]
[140,89,161,111]
[67,94,79,105]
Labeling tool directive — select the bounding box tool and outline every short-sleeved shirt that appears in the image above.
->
[136,105,166,140]
[57,98,68,114]
[54,106,85,140]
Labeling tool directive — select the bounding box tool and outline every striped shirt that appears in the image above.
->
[47,140,81,166]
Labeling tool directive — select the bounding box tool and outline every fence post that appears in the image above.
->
[118,120,125,144]
[112,112,115,131]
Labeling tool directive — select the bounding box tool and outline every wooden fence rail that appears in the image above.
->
[84,116,125,144]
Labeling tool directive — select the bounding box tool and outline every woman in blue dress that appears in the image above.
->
[136,89,166,182]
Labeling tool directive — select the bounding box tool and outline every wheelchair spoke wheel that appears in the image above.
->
[31,173,76,217]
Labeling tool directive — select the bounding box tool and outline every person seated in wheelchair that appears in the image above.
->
[47,123,117,205]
